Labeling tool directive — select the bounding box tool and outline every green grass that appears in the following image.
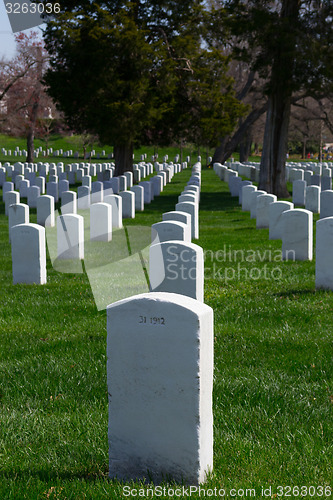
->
[0,165,333,499]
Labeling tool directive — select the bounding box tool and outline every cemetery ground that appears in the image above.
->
[0,166,333,499]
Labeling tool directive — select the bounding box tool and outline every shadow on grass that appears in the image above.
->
[199,191,240,211]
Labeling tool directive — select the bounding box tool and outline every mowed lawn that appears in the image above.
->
[0,167,332,499]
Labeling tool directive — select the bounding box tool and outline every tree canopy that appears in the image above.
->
[42,0,246,173]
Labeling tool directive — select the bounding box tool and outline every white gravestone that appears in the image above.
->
[130,185,144,211]
[175,201,198,240]
[57,214,84,260]
[269,201,294,240]
[281,209,313,261]
[124,171,133,188]
[151,220,190,244]
[292,179,307,206]
[11,223,46,284]
[139,181,152,204]
[37,195,55,227]
[46,181,58,202]
[320,190,333,219]
[162,211,191,241]
[250,190,266,219]
[91,181,104,204]
[61,191,77,215]
[178,193,197,205]
[27,186,40,209]
[118,175,127,192]
[305,185,320,213]
[242,185,257,211]
[34,176,45,194]
[90,202,112,242]
[4,190,20,216]
[77,186,91,209]
[104,194,122,229]
[107,292,213,484]
[8,203,29,242]
[149,241,204,301]
[256,194,277,229]
[3,181,14,199]
[315,217,333,289]
[119,191,135,219]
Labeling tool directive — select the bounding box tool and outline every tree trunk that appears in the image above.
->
[259,93,291,197]
[114,143,134,176]
[26,128,35,163]
[259,0,299,197]
[239,126,253,163]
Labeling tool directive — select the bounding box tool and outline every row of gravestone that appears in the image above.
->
[5,160,185,284]
[7,159,214,485]
[214,163,333,290]
[292,179,333,215]
[106,161,214,484]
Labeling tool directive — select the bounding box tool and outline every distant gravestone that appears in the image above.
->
[90,202,112,242]
[46,181,58,202]
[130,185,144,211]
[119,191,135,219]
[118,175,127,192]
[250,190,266,219]
[149,241,204,301]
[34,176,45,194]
[242,184,257,211]
[104,194,122,228]
[269,201,294,240]
[139,181,153,204]
[61,191,77,215]
[320,190,333,219]
[293,179,307,206]
[175,201,198,239]
[57,214,84,260]
[8,203,29,242]
[11,223,46,284]
[281,209,313,261]
[91,181,104,204]
[107,292,213,484]
[27,185,40,208]
[321,176,332,191]
[77,186,91,209]
[256,194,277,229]
[37,195,55,227]
[4,190,20,216]
[305,185,320,213]
[315,217,333,289]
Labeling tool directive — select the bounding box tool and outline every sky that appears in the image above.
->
[0,1,45,60]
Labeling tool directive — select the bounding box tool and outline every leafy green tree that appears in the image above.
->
[43,0,247,174]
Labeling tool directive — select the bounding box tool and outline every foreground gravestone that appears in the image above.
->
[57,214,84,260]
[90,202,112,242]
[315,217,333,289]
[149,241,204,301]
[107,292,213,484]
[11,223,46,284]
[269,201,294,240]
[281,209,313,261]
